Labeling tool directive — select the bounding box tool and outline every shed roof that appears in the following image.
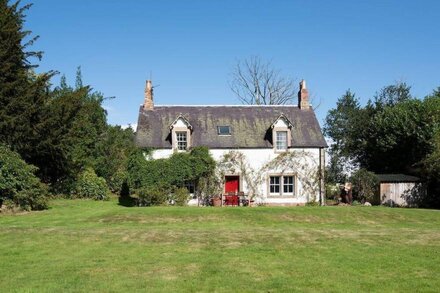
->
[376,174,420,183]
[135,105,327,149]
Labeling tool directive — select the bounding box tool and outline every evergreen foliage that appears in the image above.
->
[75,168,110,201]
[127,146,216,205]
[0,0,54,169]
[325,83,440,207]
[171,187,190,206]
[0,144,48,210]
[136,186,168,206]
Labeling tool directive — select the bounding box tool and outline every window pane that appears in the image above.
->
[217,126,231,135]
[176,132,187,150]
[276,131,287,150]
[283,176,294,194]
[184,181,195,194]
[269,176,281,194]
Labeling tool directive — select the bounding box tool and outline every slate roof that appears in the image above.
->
[135,105,327,149]
[376,174,420,183]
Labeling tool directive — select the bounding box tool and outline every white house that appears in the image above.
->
[135,80,327,205]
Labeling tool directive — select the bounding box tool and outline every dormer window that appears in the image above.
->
[271,114,293,152]
[217,126,231,136]
[170,114,192,151]
[276,131,288,150]
[176,131,187,150]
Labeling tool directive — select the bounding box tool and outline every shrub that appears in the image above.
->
[172,187,189,206]
[108,170,128,194]
[350,169,379,204]
[0,145,48,211]
[352,200,362,206]
[135,186,168,206]
[305,200,319,207]
[126,146,216,203]
[75,168,110,200]
[325,183,340,200]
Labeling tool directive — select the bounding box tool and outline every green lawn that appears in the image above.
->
[1,200,439,292]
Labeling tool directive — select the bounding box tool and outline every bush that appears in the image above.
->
[108,170,128,194]
[305,200,319,207]
[171,187,189,206]
[350,169,379,204]
[75,168,110,200]
[325,183,340,200]
[135,186,168,206]
[0,145,48,211]
[127,146,216,195]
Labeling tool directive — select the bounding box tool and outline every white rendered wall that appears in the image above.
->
[150,148,322,204]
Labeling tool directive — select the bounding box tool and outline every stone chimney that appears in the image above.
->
[143,80,154,110]
[298,79,309,110]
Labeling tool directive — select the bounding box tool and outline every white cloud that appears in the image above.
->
[120,123,137,131]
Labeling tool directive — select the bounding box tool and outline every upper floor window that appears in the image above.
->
[217,126,231,135]
[176,131,187,150]
[170,115,192,151]
[271,114,292,152]
[276,131,288,150]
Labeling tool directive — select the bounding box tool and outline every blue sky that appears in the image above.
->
[26,0,440,127]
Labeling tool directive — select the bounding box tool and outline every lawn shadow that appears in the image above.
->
[118,182,136,207]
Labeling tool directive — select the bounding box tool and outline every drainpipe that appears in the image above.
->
[319,147,326,206]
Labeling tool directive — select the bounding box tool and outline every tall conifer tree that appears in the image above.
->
[0,1,53,162]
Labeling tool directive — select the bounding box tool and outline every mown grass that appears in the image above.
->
[0,199,439,292]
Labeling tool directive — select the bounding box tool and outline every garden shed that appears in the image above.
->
[377,174,424,207]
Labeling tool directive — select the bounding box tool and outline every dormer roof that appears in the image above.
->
[270,114,293,129]
[169,114,193,130]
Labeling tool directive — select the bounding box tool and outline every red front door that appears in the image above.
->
[225,176,239,193]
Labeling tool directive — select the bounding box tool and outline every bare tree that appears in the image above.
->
[229,56,296,105]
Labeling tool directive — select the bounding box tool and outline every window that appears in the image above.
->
[276,131,288,150]
[184,181,196,194]
[217,126,231,135]
[176,131,187,150]
[269,175,295,196]
[283,176,294,194]
[269,176,281,194]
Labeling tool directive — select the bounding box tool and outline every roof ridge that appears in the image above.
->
[153,104,301,107]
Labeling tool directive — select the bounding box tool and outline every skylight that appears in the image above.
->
[217,126,231,135]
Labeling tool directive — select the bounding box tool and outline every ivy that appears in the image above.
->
[127,146,216,197]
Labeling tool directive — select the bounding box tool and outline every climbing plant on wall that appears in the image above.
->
[217,150,321,203]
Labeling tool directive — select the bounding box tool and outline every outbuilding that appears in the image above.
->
[377,174,424,207]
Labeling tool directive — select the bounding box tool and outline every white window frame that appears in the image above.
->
[268,174,296,197]
[176,131,187,150]
[217,126,231,136]
[276,131,288,151]
[283,175,295,195]
[269,176,281,195]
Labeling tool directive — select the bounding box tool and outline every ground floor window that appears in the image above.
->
[283,176,294,194]
[269,175,295,196]
[184,181,196,194]
[269,176,280,193]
